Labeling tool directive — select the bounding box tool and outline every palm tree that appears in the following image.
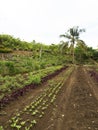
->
[59,41,69,54]
[60,26,85,64]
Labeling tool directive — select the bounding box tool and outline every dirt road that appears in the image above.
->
[0,66,98,130]
[34,66,98,130]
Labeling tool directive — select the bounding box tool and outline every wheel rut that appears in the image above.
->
[1,66,98,130]
[43,66,98,130]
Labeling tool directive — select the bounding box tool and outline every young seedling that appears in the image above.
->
[42,107,47,111]
[31,120,37,125]
[11,123,21,130]
[25,126,30,130]
[0,126,4,130]
[32,110,39,116]
[20,121,26,126]
[15,125,22,130]
[39,114,43,118]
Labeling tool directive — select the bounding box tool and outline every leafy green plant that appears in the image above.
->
[20,121,26,126]
[25,126,30,130]
[31,120,37,125]
[31,75,41,84]
[0,126,4,130]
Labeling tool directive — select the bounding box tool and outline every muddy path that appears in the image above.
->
[0,65,98,130]
[33,66,98,130]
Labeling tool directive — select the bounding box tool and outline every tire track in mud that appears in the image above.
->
[44,66,98,130]
[44,67,77,130]
[61,66,98,130]
[83,67,98,100]
[1,66,98,130]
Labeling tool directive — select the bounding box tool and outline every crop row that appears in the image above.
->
[0,66,63,99]
[0,67,73,130]
[0,66,68,109]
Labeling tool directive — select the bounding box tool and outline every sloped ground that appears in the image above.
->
[0,66,98,130]
[34,66,98,130]
[0,66,71,128]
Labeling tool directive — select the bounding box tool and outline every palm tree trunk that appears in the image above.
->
[72,42,75,64]
[72,44,75,64]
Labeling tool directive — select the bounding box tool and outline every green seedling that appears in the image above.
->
[31,105,35,109]
[24,105,30,111]
[31,120,37,125]
[42,107,47,111]
[11,116,16,121]
[42,112,44,115]
[46,104,49,107]
[32,111,36,116]
[20,121,26,126]
[15,125,21,130]
[11,123,22,130]
[0,126,4,130]
[29,109,32,112]
[42,102,45,105]
[10,117,21,129]
[28,124,33,129]
[10,121,17,128]
[32,110,39,116]
[39,114,43,118]
[16,113,20,117]
[25,126,30,130]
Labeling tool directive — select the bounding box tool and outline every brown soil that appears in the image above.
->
[0,65,98,130]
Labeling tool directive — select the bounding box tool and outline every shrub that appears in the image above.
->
[5,61,15,75]
[0,48,12,53]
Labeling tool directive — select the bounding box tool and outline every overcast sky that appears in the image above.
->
[0,0,98,48]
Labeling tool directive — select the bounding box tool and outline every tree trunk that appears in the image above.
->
[72,42,75,64]
[39,46,42,59]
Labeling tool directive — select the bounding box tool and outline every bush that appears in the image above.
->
[0,48,12,53]
[5,61,15,75]
[0,62,8,75]
[28,73,41,85]
[32,75,41,84]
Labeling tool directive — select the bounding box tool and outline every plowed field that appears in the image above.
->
[0,66,98,130]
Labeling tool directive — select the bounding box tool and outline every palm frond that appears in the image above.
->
[79,28,85,33]
[59,34,66,38]
[64,34,72,39]
[60,33,72,39]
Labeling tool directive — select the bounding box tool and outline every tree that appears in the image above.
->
[60,26,85,64]
[59,41,69,54]
[75,40,87,63]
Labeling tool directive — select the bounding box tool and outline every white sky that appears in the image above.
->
[0,0,98,48]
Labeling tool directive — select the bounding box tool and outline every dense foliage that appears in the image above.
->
[0,33,98,72]
[0,33,98,129]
